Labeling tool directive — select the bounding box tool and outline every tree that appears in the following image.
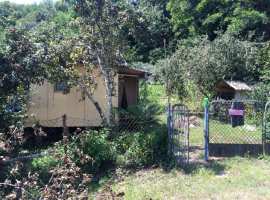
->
[122,0,175,63]
[0,28,45,130]
[43,0,129,127]
[167,0,270,41]
[157,34,261,97]
[155,56,186,99]
[260,42,270,86]
[72,0,131,126]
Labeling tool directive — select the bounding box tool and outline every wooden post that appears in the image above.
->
[62,114,69,155]
[62,114,69,137]
[34,122,42,145]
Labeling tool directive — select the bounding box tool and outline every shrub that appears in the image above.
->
[80,129,117,172]
[31,155,58,181]
[32,155,58,171]
[114,124,168,167]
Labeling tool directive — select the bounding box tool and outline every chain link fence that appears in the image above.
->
[112,117,159,133]
[209,100,265,144]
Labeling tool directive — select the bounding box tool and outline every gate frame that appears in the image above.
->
[203,98,209,161]
[168,103,190,164]
[263,101,270,155]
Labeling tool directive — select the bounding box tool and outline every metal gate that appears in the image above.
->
[263,101,270,154]
[168,104,189,164]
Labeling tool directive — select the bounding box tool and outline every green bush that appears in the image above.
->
[114,124,168,167]
[31,155,58,181]
[32,155,58,170]
[48,125,168,172]
[80,129,117,171]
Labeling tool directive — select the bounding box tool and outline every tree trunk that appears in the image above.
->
[78,82,107,125]
[103,71,114,127]
[97,55,114,127]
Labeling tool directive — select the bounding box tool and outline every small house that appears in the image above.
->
[25,66,148,128]
[215,80,252,100]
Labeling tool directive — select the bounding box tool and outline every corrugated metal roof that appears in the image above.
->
[225,81,252,91]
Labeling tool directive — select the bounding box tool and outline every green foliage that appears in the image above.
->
[51,123,168,171]
[32,155,58,171]
[124,103,162,123]
[167,0,270,41]
[140,84,167,105]
[0,28,46,130]
[260,42,270,86]
[113,83,168,167]
[249,83,269,103]
[121,0,175,63]
[157,34,261,97]
[81,129,117,171]
[119,83,165,123]
[156,57,187,98]
[116,132,154,166]
[114,124,168,167]
[31,155,58,181]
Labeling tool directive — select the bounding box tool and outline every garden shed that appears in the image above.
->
[215,80,252,100]
[25,66,148,128]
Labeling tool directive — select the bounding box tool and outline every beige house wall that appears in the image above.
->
[25,69,119,127]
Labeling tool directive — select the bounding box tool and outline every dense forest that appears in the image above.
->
[1,0,270,199]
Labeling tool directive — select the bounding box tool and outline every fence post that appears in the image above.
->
[203,98,209,162]
[167,103,172,156]
[262,101,270,156]
[62,114,69,155]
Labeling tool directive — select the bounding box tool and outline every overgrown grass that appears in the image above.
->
[111,156,270,200]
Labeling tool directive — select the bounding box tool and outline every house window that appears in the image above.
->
[54,82,70,94]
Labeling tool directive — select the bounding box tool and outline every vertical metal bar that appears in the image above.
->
[204,98,209,162]
[187,109,190,164]
[171,105,175,156]
[262,111,265,156]
[167,103,172,156]
[262,102,270,156]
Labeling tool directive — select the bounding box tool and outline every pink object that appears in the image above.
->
[229,109,244,116]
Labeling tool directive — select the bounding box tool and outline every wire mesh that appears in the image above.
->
[209,100,265,144]
[170,104,189,164]
[112,117,148,133]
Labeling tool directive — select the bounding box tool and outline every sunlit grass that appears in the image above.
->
[112,157,270,200]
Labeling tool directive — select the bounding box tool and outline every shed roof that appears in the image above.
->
[216,80,252,91]
[118,66,150,78]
